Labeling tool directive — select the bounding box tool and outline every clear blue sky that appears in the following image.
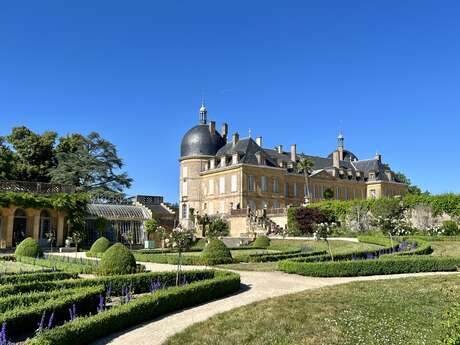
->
[1,1,459,202]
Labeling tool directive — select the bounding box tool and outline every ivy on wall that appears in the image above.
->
[0,192,89,233]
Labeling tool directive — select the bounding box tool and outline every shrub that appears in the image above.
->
[0,270,215,297]
[0,287,98,313]
[206,217,230,238]
[201,239,233,265]
[99,243,137,275]
[88,237,112,256]
[252,235,270,248]
[288,207,330,236]
[0,285,103,337]
[278,256,460,277]
[26,271,241,345]
[246,250,328,263]
[15,237,41,258]
[443,220,460,236]
[0,271,77,285]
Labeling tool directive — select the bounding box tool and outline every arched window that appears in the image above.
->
[13,209,27,246]
[39,210,52,244]
[181,204,188,219]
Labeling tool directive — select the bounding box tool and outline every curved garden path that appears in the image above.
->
[89,259,459,345]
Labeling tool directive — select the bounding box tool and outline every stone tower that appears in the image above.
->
[179,102,226,228]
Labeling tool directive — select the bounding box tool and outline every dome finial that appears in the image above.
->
[199,97,207,124]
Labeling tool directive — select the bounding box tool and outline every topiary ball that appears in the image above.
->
[98,243,137,275]
[253,235,270,248]
[88,237,112,256]
[201,239,233,265]
[15,237,41,258]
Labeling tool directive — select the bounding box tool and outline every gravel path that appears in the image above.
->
[89,261,459,345]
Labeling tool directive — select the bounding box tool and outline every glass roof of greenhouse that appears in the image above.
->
[87,204,151,221]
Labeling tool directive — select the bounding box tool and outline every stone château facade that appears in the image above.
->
[179,103,407,231]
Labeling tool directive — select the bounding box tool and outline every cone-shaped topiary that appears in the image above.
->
[98,243,137,275]
[88,237,112,256]
[15,237,41,258]
[201,239,233,265]
[253,235,270,248]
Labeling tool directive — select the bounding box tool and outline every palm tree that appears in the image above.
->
[296,157,315,205]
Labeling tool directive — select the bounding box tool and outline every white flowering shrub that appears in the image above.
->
[345,205,372,233]
[407,204,442,233]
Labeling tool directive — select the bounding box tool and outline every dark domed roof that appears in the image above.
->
[327,150,359,162]
[180,124,226,158]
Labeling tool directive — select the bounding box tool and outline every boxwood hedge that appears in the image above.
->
[0,271,77,285]
[278,256,460,277]
[0,285,104,336]
[26,271,240,345]
[0,286,99,313]
[0,270,215,297]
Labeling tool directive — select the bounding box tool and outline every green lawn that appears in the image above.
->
[0,260,41,273]
[430,241,460,256]
[268,239,381,254]
[164,274,460,345]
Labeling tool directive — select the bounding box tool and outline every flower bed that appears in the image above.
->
[0,270,215,297]
[0,285,104,336]
[0,271,77,285]
[26,271,240,345]
[278,256,460,277]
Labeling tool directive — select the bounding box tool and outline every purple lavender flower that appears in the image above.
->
[149,279,162,293]
[1,321,7,345]
[68,304,77,321]
[97,294,105,313]
[47,312,54,329]
[106,282,112,299]
[366,253,374,260]
[36,311,46,334]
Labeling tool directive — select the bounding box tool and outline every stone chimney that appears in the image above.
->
[232,132,239,146]
[209,121,216,135]
[221,156,227,168]
[255,151,263,165]
[290,144,297,162]
[221,123,228,142]
[333,151,340,168]
[256,136,263,147]
[277,145,283,154]
[232,153,239,165]
[375,152,382,162]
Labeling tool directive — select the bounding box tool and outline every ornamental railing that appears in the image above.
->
[0,180,75,194]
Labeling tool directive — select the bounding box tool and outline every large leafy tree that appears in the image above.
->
[394,171,424,195]
[50,132,132,198]
[6,126,57,182]
[0,137,15,180]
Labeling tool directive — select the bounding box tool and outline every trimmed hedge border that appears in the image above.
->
[244,250,328,263]
[17,255,98,274]
[1,285,104,336]
[0,271,77,285]
[278,256,460,277]
[0,286,100,313]
[26,271,241,345]
[0,270,215,297]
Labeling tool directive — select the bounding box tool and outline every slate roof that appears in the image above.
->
[212,137,397,183]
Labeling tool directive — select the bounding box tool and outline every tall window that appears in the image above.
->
[272,178,279,193]
[219,177,225,194]
[231,175,238,192]
[248,200,256,210]
[182,181,188,196]
[293,183,298,197]
[39,210,51,243]
[248,175,255,192]
[273,200,280,209]
[285,182,289,197]
[181,204,187,219]
[182,166,188,178]
[208,179,214,195]
[261,176,268,192]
